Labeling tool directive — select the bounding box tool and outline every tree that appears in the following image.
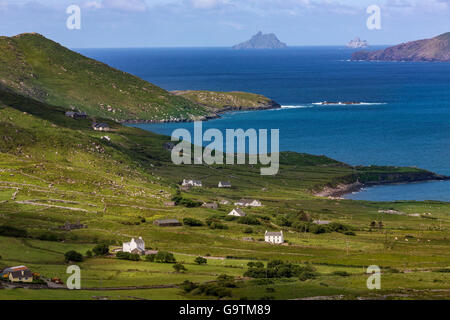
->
[154,251,176,263]
[64,250,83,263]
[183,218,204,227]
[92,243,109,256]
[194,256,207,265]
[173,263,187,273]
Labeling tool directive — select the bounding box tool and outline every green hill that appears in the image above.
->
[172,90,281,112]
[0,33,212,122]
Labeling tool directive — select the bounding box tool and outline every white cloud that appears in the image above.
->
[83,1,102,10]
[102,0,147,12]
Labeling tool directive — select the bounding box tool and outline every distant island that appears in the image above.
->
[232,31,287,50]
[347,37,369,49]
[352,32,450,62]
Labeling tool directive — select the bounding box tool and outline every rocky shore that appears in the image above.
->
[122,99,281,124]
[315,174,450,199]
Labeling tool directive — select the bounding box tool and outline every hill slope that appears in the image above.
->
[0,33,211,122]
[352,32,450,62]
[172,90,281,113]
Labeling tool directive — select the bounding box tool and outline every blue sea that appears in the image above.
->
[77,47,450,202]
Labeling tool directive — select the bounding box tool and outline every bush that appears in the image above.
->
[85,250,93,258]
[92,243,109,256]
[0,225,27,238]
[145,254,156,262]
[117,251,140,261]
[244,259,317,279]
[209,222,228,230]
[243,227,253,234]
[172,195,202,208]
[332,271,350,277]
[154,251,176,263]
[183,218,204,227]
[64,250,83,263]
[181,280,197,293]
[37,232,60,242]
[194,257,207,265]
[238,216,261,225]
[173,263,187,273]
[344,231,356,236]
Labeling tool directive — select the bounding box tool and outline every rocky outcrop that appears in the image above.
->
[347,37,369,49]
[233,31,287,50]
[352,32,450,62]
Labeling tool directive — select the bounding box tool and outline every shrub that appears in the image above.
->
[37,232,60,242]
[64,250,83,263]
[298,271,317,281]
[93,243,109,256]
[145,254,156,262]
[173,263,187,273]
[194,257,207,265]
[238,216,261,225]
[0,225,27,238]
[243,227,253,234]
[209,222,228,230]
[180,280,197,293]
[344,231,356,236]
[117,251,140,261]
[85,250,93,258]
[172,195,202,208]
[154,251,176,263]
[183,218,204,227]
[332,271,350,277]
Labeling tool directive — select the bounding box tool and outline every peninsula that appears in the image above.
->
[352,32,450,62]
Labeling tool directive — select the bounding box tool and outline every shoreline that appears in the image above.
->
[121,101,281,124]
[314,177,450,199]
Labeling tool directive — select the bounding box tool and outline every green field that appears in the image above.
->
[0,35,449,300]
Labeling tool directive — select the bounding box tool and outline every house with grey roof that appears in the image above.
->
[228,208,246,217]
[235,199,262,207]
[122,237,145,255]
[92,123,110,131]
[182,179,202,187]
[218,181,231,188]
[153,219,182,227]
[264,230,284,244]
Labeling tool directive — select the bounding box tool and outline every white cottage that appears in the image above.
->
[228,208,246,217]
[265,231,284,244]
[182,179,202,187]
[218,181,231,188]
[122,237,145,255]
[234,199,262,207]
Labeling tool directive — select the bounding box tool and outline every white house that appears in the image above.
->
[265,231,284,244]
[218,181,231,188]
[122,237,145,255]
[182,179,202,187]
[234,199,262,207]
[228,208,246,217]
[313,220,331,225]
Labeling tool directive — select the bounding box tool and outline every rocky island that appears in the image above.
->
[352,32,450,62]
[347,37,369,49]
[232,31,287,50]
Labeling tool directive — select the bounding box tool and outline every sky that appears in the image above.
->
[0,0,449,48]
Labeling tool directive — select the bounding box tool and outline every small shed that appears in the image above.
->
[153,219,182,227]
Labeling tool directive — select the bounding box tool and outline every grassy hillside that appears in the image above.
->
[0,33,213,122]
[172,90,280,112]
[0,87,449,300]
